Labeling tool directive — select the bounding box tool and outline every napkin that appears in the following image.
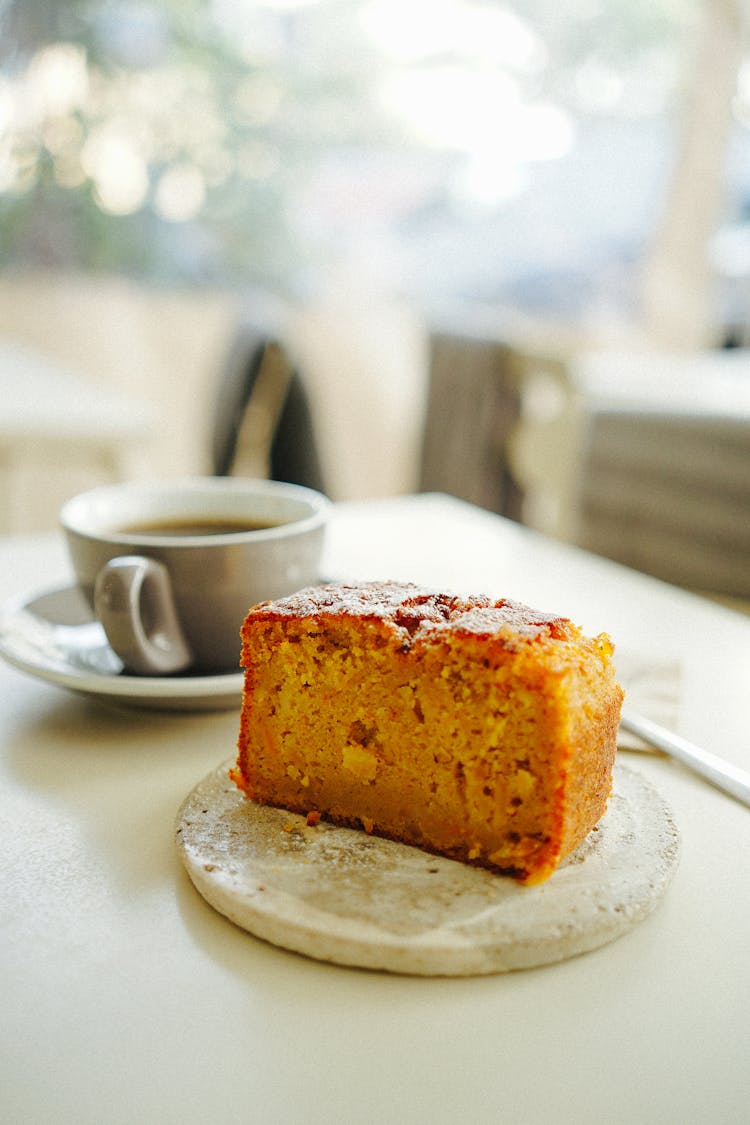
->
[615,651,681,752]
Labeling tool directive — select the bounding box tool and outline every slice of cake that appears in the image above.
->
[231,581,623,884]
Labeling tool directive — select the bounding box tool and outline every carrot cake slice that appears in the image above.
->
[231,581,623,884]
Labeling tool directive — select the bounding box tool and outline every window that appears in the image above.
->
[4,0,744,340]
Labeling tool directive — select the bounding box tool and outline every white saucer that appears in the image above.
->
[0,586,244,711]
[177,760,680,975]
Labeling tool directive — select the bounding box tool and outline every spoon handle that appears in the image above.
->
[620,709,750,809]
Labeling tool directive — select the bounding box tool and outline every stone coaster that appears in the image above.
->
[175,761,680,976]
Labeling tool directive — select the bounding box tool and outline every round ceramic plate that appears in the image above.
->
[0,586,243,711]
[176,760,680,975]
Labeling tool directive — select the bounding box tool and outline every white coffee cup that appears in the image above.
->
[60,477,329,676]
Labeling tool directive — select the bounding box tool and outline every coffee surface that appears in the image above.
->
[117,517,282,537]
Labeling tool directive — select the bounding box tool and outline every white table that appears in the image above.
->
[513,348,750,600]
[2,494,749,1125]
[0,340,156,532]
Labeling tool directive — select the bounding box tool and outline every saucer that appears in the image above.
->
[0,585,244,711]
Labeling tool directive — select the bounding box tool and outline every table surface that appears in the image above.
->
[573,348,750,422]
[0,339,156,440]
[2,493,749,1125]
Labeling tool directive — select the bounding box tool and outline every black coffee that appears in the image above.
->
[118,517,282,537]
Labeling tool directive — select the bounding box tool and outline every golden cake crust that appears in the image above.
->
[243,581,573,643]
[232,581,623,884]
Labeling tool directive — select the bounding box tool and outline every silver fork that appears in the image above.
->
[620,709,750,809]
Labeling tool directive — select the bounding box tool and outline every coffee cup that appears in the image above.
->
[60,476,329,676]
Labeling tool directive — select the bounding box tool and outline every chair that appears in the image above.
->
[211,322,327,494]
[419,330,525,520]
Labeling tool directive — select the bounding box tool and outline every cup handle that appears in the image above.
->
[94,556,194,675]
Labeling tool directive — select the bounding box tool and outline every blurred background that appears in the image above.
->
[0,0,748,605]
